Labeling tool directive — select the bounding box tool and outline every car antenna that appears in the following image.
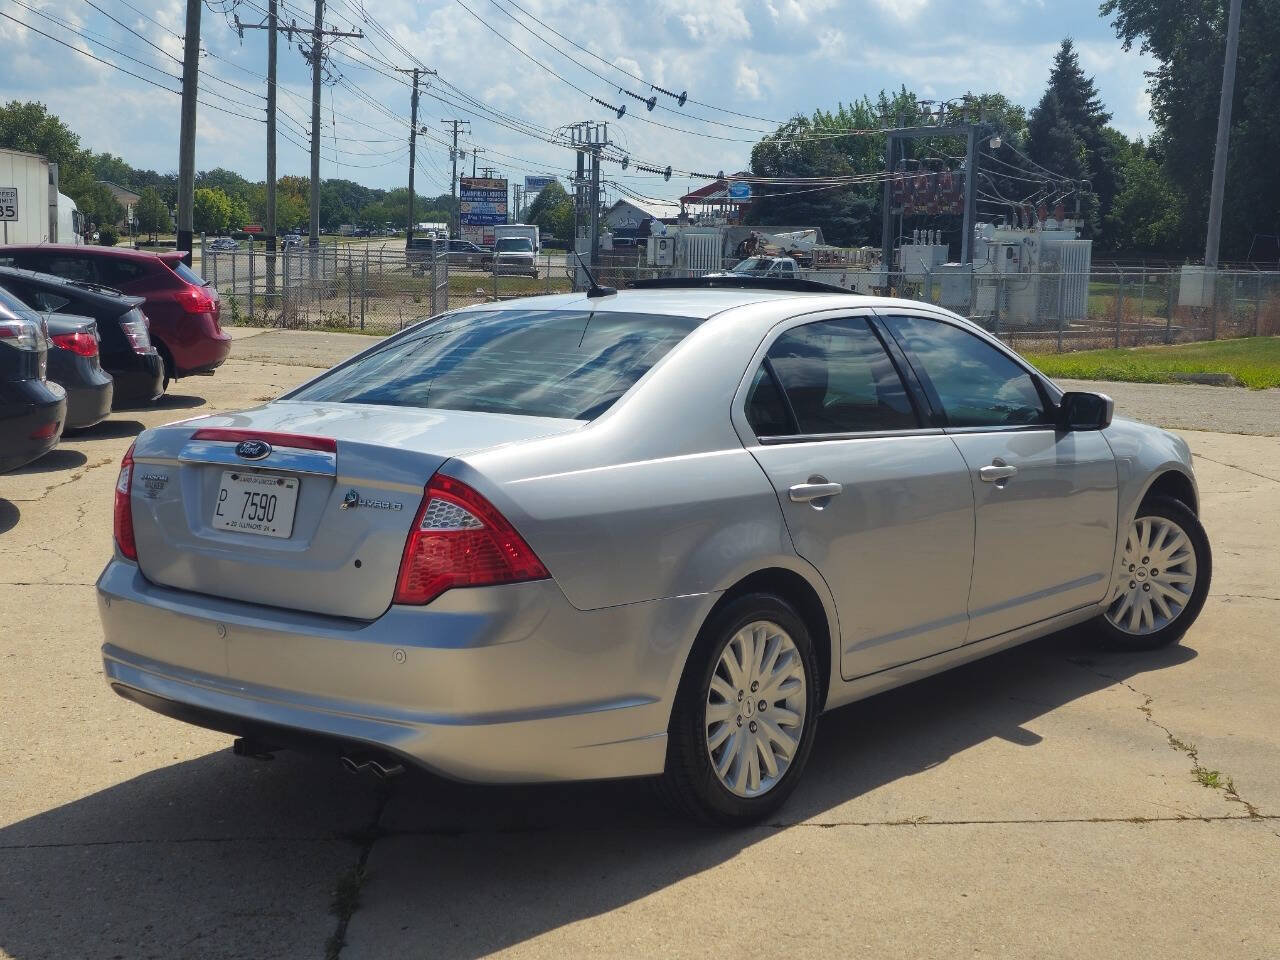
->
[573,250,616,298]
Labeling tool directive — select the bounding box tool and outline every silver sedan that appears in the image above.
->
[97,283,1211,824]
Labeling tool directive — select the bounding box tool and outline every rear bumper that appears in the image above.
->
[97,559,715,783]
[0,381,66,472]
[107,350,165,407]
[174,323,232,376]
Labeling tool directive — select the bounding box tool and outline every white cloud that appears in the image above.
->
[869,0,930,22]
[735,61,762,100]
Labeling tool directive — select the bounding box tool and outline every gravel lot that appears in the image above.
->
[1,328,1277,959]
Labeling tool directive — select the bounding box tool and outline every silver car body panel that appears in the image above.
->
[98,290,1200,783]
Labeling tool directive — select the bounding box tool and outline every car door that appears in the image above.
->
[737,310,977,680]
[879,312,1118,640]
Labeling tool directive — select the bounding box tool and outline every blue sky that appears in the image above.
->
[0,0,1155,205]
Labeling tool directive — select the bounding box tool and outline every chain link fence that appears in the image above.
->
[205,240,1280,352]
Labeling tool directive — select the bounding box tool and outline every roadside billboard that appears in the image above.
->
[460,176,507,245]
[524,175,556,195]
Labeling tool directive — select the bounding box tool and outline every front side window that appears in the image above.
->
[30,255,96,283]
[884,315,1047,428]
[288,309,700,421]
[746,316,917,436]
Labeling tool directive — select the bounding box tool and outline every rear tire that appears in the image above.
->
[1090,495,1211,650]
[155,341,174,392]
[661,593,821,826]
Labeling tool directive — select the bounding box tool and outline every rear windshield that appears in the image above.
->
[0,284,34,316]
[168,260,208,286]
[288,309,700,420]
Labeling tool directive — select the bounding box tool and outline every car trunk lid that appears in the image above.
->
[128,402,582,619]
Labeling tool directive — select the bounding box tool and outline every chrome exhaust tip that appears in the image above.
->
[340,752,405,779]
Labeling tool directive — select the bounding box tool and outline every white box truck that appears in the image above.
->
[493,222,539,253]
[0,148,84,245]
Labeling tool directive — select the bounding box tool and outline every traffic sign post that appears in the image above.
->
[0,187,17,245]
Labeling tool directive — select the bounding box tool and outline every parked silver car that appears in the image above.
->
[97,281,1211,824]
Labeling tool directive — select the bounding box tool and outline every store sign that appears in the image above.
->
[460,177,508,226]
[524,176,556,194]
[727,181,751,201]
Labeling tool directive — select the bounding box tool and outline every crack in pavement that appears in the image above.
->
[1213,593,1280,602]
[1067,657,1265,820]
[4,811,1274,856]
[9,455,115,503]
[1192,452,1280,484]
[325,785,392,960]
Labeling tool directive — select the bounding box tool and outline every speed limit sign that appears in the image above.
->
[0,187,17,221]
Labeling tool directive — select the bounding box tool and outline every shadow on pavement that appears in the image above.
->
[63,418,147,440]
[0,498,18,534]
[7,448,87,475]
[0,630,1196,959]
[152,393,208,411]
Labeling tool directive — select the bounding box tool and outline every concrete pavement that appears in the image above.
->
[0,329,1277,959]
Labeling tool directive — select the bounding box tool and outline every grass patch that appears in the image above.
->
[1026,336,1280,389]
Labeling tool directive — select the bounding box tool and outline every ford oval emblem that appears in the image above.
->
[234,439,272,460]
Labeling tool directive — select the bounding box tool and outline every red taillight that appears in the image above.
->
[174,284,215,315]
[190,428,337,452]
[394,474,549,605]
[51,331,99,357]
[114,441,137,561]
[29,419,60,441]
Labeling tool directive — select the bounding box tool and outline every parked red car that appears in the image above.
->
[0,245,231,387]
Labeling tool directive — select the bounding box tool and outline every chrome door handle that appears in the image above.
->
[789,482,843,503]
[979,463,1018,483]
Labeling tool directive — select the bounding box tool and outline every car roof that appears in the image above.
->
[1,243,176,265]
[0,265,144,306]
[453,287,971,324]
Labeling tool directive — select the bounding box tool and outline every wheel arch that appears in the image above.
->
[696,566,836,711]
[1140,468,1198,515]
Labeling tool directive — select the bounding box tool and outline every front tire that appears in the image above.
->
[662,594,821,826]
[1091,495,1211,650]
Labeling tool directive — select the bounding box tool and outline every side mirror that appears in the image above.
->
[1057,391,1114,431]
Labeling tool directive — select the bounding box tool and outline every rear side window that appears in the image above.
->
[97,259,148,287]
[168,260,207,286]
[749,316,917,436]
[288,309,700,421]
[883,315,1048,428]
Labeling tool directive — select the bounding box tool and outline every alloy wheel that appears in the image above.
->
[705,620,808,798]
[1105,515,1198,636]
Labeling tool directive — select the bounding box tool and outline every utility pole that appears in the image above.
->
[234,3,280,297]
[396,67,424,240]
[441,119,468,238]
[1204,0,1244,270]
[308,0,322,253]
[266,0,277,298]
[471,148,485,178]
[176,0,201,264]
[567,122,609,267]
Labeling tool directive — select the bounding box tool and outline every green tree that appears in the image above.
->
[525,180,573,241]
[135,186,172,241]
[1102,0,1280,260]
[1104,136,1185,253]
[193,187,232,234]
[1026,40,1113,235]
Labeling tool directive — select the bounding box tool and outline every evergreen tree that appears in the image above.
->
[1027,40,1115,233]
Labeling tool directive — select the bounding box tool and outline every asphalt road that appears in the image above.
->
[1,328,1277,959]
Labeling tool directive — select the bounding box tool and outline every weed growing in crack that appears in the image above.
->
[1193,766,1224,789]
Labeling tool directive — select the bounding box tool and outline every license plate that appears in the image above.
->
[212,471,298,538]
